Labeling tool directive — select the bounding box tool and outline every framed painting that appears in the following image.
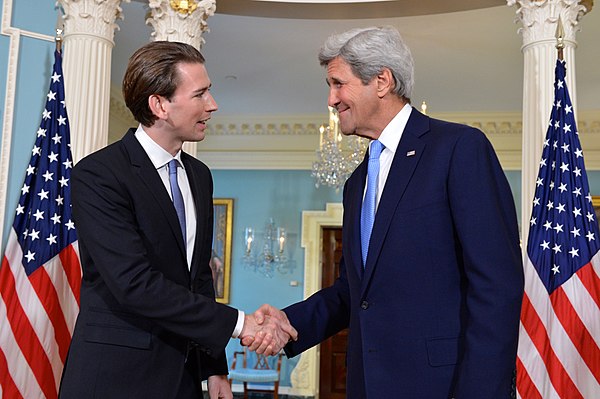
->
[593,196,600,223]
[211,198,233,304]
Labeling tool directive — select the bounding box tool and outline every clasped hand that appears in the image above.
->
[239,304,298,356]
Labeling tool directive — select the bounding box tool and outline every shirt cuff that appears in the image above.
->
[231,310,245,338]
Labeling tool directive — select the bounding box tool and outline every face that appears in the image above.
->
[162,62,218,146]
[326,57,380,138]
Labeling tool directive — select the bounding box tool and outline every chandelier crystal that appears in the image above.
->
[312,107,368,191]
[242,219,291,278]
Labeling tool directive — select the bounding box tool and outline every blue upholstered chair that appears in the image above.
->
[228,348,283,399]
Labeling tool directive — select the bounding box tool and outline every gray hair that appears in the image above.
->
[318,26,414,100]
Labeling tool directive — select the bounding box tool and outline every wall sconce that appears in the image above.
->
[242,218,291,277]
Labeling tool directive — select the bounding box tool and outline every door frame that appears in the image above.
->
[288,203,343,398]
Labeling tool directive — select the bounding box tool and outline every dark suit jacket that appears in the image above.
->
[284,110,524,398]
[59,129,238,398]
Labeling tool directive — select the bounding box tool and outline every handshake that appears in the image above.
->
[239,304,298,356]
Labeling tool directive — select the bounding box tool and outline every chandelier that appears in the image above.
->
[312,107,368,191]
[242,219,292,278]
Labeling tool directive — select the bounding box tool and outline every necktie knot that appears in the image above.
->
[168,159,179,176]
[369,140,385,160]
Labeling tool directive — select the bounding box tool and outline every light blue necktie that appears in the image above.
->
[168,159,186,243]
[361,140,384,267]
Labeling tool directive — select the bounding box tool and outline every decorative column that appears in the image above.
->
[57,0,125,163]
[507,0,592,250]
[147,0,217,157]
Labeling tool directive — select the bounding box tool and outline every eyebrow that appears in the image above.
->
[192,84,211,95]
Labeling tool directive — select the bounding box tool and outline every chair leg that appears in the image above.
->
[274,381,279,399]
[243,382,248,399]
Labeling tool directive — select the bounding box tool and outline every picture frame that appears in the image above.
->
[211,198,233,304]
[593,196,600,223]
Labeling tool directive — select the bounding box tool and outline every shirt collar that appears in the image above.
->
[134,124,183,170]
[377,103,412,154]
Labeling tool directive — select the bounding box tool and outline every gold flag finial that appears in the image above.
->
[555,17,565,60]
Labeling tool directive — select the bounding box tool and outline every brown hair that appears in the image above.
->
[122,41,206,127]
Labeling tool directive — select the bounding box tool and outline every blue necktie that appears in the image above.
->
[168,159,186,242]
[361,140,384,267]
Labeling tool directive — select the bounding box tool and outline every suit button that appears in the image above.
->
[361,301,369,310]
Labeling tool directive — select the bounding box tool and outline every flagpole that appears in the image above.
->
[556,17,564,62]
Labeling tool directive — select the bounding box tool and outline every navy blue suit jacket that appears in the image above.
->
[59,130,238,398]
[284,110,523,398]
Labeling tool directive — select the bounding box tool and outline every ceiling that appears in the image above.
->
[111,1,600,119]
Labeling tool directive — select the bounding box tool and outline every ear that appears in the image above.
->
[375,68,394,98]
[148,94,169,120]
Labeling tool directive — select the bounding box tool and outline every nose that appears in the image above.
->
[327,87,339,109]
[207,92,218,112]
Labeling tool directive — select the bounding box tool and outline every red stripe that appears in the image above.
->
[0,347,25,399]
[519,292,583,399]
[0,256,57,399]
[516,356,543,399]
[28,266,72,362]
[59,245,81,304]
[576,262,600,309]
[549,285,600,384]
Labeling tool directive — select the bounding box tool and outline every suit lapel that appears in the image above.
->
[122,131,187,259]
[348,156,369,277]
[181,153,205,281]
[361,111,429,294]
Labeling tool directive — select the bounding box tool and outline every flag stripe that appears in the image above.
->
[59,243,81,304]
[516,356,543,399]
[0,256,57,399]
[45,255,80,336]
[520,291,584,398]
[576,257,600,309]
[0,314,26,399]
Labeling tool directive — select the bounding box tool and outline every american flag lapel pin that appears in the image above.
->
[406,150,416,157]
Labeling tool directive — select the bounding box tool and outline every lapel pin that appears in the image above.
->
[406,150,416,157]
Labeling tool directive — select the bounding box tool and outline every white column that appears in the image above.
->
[507,0,592,251]
[146,0,217,157]
[58,0,125,163]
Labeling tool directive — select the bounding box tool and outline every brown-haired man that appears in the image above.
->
[59,41,296,399]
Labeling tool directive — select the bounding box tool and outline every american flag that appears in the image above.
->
[0,50,81,399]
[516,59,600,398]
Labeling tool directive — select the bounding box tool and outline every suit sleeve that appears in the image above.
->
[447,128,524,397]
[72,156,238,356]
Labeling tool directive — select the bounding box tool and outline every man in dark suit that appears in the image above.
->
[250,26,524,398]
[59,41,296,399]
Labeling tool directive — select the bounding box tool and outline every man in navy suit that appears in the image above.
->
[250,26,523,398]
[59,41,296,399]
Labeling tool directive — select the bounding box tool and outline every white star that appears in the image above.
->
[26,165,35,175]
[573,167,582,177]
[540,240,550,250]
[543,139,549,148]
[550,181,555,190]
[560,162,569,173]
[587,231,596,242]
[565,104,572,114]
[42,109,51,120]
[574,148,583,158]
[552,161,556,170]
[553,223,564,234]
[21,184,30,195]
[540,158,547,167]
[586,193,593,203]
[66,220,76,230]
[546,201,554,210]
[46,234,57,245]
[52,133,62,144]
[29,229,40,241]
[42,170,54,181]
[15,204,24,215]
[32,146,41,156]
[557,80,564,89]
[63,159,72,169]
[47,91,56,101]
[573,187,582,197]
[553,141,558,150]
[558,183,567,193]
[552,244,562,253]
[544,221,553,231]
[556,203,566,213]
[556,99,562,108]
[51,213,61,224]
[536,177,543,187]
[25,250,35,263]
[586,212,595,222]
[51,72,61,82]
[552,264,560,274]
[48,152,58,163]
[57,115,67,126]
[59,177,69,187]
[38,189,49,200]
[33,209,44,221]
[554,121,560,130]
[571,227,581,237]
[563,124,571,133]
[561,143,570,152]
[569,247,579,258]
[37,128,46,137]
[533,197,540,206]
[573,208,582,218]
[56,195,64,206]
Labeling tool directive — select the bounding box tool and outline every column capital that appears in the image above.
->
[58,0,125,44]
[507,0,592,47]
[147,0,217,49]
